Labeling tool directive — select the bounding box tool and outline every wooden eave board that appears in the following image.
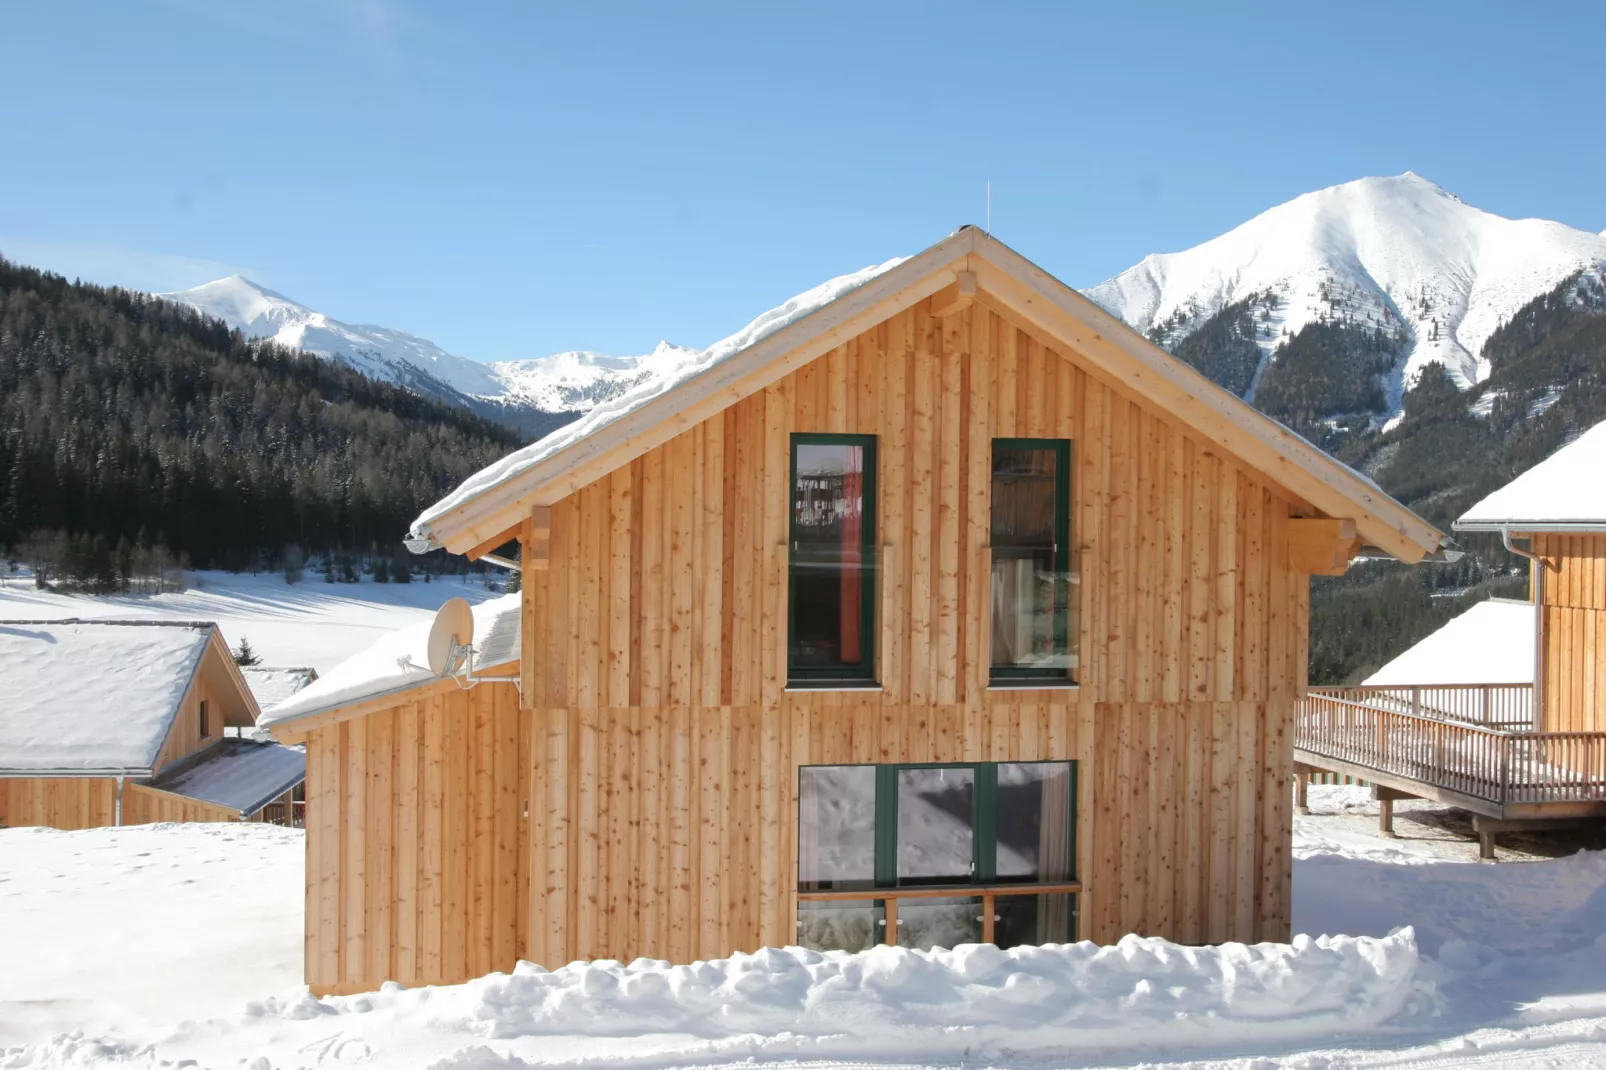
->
[426,230,1440,562]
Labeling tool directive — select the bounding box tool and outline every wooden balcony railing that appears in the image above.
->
[1308,683,1534,729]
[258,800,306,828]
[1297,688,1606,807]
[797,882,1081,946]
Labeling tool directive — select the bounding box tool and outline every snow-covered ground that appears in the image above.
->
[6,789,1606,1067]
[0,571,505,675]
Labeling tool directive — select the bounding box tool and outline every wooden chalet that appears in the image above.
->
[1296,420,1606,856]
[0,620,306,829]
[264,227,1441,994]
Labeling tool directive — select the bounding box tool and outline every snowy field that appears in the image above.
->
[6,790,1606,1068]
[0,571,505,676]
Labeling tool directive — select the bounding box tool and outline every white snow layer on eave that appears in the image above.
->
[258,593,521,729]
[0,622,210,772]
[1364,599,1534,687]
[1458,420,1606,527]
[410,256,911,540]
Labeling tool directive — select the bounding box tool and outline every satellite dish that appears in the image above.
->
[427,597,474,677]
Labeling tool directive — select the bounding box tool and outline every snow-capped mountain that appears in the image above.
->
[1087,173,1606,410]
[489,343,697,412]
[156,277,690,431]
[159,276,507,399]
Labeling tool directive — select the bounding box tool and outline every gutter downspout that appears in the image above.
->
[115,776,124,827]
[1502,527,1548,731]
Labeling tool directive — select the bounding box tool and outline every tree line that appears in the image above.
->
[0,257,528,586]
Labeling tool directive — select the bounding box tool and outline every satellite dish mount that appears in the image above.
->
[427,597,477,683]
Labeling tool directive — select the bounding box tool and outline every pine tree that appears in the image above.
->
[233,637,262,666]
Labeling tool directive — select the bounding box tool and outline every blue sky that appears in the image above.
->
[2,2,1602,363]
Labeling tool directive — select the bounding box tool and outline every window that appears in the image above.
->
[199,699,210,737]
[990,439,1075,683]
[797,760,1076,951]
[789,434,876,684]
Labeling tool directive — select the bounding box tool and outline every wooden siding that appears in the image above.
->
[1535,533,1606,733]
[309,294,1309,992]
[123,783,241,824]
[303,681,530,993]
[527,301,1302,711]
[153,670,228,774]
[0,777,116,829]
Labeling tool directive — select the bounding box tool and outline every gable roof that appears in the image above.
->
[147,737,306,817]
[259,593,521,734]
[241,666,319,710]
[1455,420,1606,532]
[409,228,1441,563]
[0,620,260,776]
[1363,598,1534,687]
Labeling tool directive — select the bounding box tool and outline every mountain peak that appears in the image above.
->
[1087,173,1606,415]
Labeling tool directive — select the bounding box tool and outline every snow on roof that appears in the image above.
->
[258,593,521,729]
[408,256,909,542]
[1364,599,1534,687]
[239,667,318,711]
[146,738,306,816]
[1457,420,1606,530]
[0,620,213,774]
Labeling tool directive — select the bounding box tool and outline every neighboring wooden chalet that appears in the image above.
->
[242,667,320,712]
[1297,420,1606,856]
[265,227,1440,994]
[0,620,306,829]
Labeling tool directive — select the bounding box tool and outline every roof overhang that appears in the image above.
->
[414,228,1442,564]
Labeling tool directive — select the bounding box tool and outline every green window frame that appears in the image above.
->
[797,760,1078,891]
[989,437,1075,684]
[795,760,1079,950]
[788,433,878,685]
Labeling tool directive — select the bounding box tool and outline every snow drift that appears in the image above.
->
[462,933,1424,1056]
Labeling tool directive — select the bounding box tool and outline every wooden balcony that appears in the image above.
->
[1295,685,1606,821]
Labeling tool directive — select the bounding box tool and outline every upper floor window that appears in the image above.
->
[990,439,1075,684]
[789,434,877,685]
[199,698,211,737]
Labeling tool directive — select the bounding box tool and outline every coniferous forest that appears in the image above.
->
[0,258,529,582]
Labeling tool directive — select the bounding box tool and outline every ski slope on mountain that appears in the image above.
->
[1087,173,1606,406]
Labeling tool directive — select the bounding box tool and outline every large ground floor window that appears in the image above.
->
[796,760,1077,952]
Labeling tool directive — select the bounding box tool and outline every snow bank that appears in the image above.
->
[460,934,1423,1057]
[410,256,909,541]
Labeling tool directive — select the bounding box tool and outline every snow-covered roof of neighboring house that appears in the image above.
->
[0,620,257,775]
[258,593,521,731]
[406,228,1441,566]
[1456,421,1606,532]
[240,667,318,710]
[1363,599,1535,687]
[146,737,306,816]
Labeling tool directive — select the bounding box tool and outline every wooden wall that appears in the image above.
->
[302,681,530,994]
[0,778,243,828]
[123,784,240,825]
[303,292,1310,993]
[0,777,116,829]
[1535,533,1606,732]
[527,299,1304,711]
[153,669,227,774]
